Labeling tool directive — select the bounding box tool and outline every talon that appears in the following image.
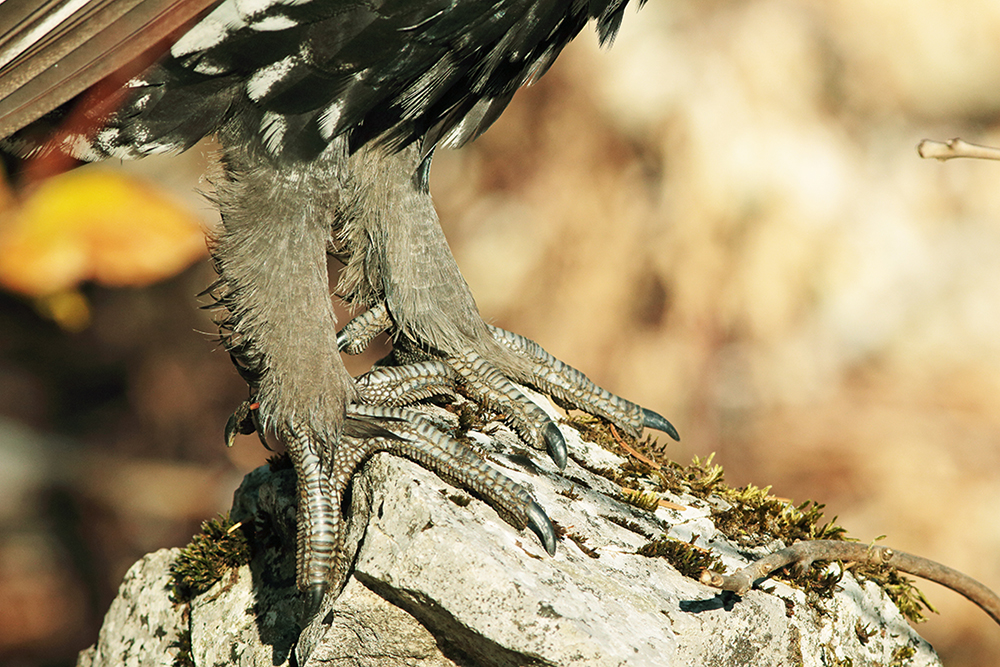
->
[526,500,557,556]
[225,400,260,448]
[224,412,240,448]
[642,407,680,441]
[543,421,568,470]
[352,404,557,560]
[304,583,326,622]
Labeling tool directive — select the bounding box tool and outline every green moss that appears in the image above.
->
[822,643,854,667]
[558,485,582,500]
[567,416,932,625]
[170,513,252,603]
[563,414,672,469]
[169,609,194,667]
[794,561,845,600]
[620,487,660,512]
[563,414,618,451]
[620,458,655,478]
[656,453,726,498]
[454,401,487,434]
[549,519,600,559]
[566,532,600,559]
[602,514,652,537]
[712,485,847,547]
[854,620,876,645]
[889,645,917,666]
[168,604,194,667]
[637,536,725,579]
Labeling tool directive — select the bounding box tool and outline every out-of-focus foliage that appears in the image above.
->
[0,168,206,329]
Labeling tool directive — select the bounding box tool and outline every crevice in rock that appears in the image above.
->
[355,572,555,667]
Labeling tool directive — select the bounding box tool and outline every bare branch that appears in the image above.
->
[700,539,1000,627]
[917,138,1000,162]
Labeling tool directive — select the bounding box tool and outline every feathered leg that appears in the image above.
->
[209,125,358,610]
[212,131,562,616]
[336,145,678,455]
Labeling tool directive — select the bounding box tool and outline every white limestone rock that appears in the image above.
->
[77,548,187,667]
[78,413,943,667]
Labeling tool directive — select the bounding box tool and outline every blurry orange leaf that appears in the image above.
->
[0,169,207,297]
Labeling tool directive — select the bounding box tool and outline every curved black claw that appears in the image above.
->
[543,422,568,470]
[526,500,557,556]
[304,583,326,622]
[224,400,269,449]
[224,411,242,449]
[641,407,680,442]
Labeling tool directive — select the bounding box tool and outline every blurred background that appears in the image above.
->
[3,0,1000,664]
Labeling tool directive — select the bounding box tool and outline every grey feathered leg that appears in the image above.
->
[210,129,362,613]
[335,145,677,468]
[336,146,571,469]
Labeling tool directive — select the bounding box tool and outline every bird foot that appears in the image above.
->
[307,405,554,615]
[225,301,677,619]
[339,302,680,466]
[225,379,556,619]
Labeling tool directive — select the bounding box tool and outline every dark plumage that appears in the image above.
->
[0,0,674,617]
[2,0,640,160]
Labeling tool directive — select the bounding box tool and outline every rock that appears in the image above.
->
[76,548,187,667]
[78,401,943,667]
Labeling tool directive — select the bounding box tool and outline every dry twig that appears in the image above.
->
[700,539,1000,626]
[917,138,1000,162]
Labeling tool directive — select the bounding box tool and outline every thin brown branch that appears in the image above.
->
[609,423,661,470]
[917,138,1000,162]
[700,539,1000,626]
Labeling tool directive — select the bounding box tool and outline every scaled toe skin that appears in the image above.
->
[337,302,682,462]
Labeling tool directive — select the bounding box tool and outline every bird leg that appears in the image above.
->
[212,133,561,616]
[231,372,558,615]
[340,307,573,463]
[320,402,557,598]
[208,128,365,611]
[334,144,678,474]
[212,135,674,616]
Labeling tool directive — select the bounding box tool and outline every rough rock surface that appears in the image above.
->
[77,396,942,667]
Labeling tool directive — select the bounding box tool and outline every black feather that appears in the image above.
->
[1,0,640,161]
